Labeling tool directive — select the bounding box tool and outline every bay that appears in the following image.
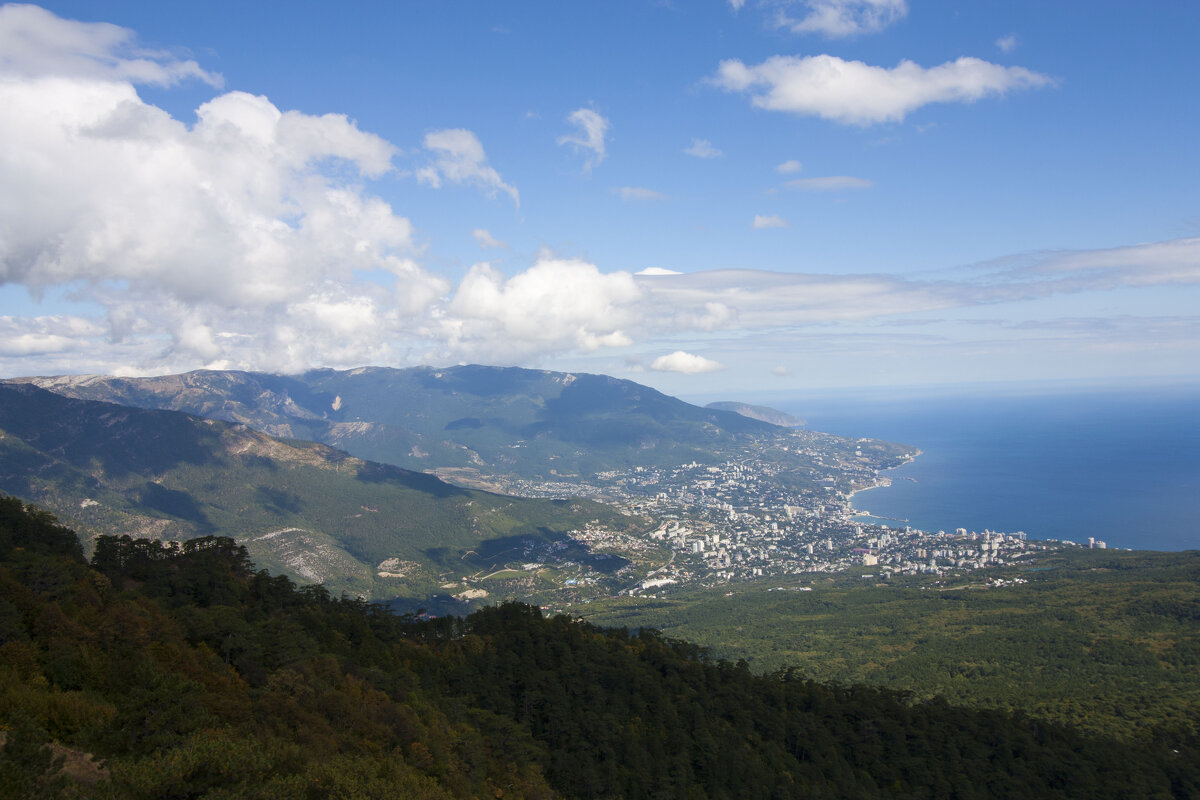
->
[770,383,1200,552]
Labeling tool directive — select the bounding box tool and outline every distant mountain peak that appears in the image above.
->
[705,401,805,428]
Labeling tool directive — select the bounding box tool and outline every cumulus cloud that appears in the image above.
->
[0,7,1194,381]
[786,176,873,190]
[428,256,642,361]
[773,0,908,38]
[684,138,723,158]
[776,159,804,174]
[617,186,663,201]
[712,54,1054,125]
[558,108,609,170]
[753,215,789,229]
[0,79,417,305]
[996,35,1018,53]
[0,313,104,357]
[473,228,508,250]
[0,3,222,87]
[4,230,1200,376]
[649,351,724,374]
[418,128,519,206]
[0,5,457,373]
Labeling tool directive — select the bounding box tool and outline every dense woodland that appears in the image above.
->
[579,551,1200,743]
[2,496,1198,799]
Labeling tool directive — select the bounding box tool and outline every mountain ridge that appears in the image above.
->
[705,400,806,427]
[8,364,785,486]
[0,382,644,602]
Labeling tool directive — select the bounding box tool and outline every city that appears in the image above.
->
[436,426,1089,606]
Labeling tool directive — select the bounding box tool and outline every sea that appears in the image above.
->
[749,382,1200,552]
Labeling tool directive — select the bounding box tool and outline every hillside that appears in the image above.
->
[706,401,806,428]
[2,498,1196,799]
[577,548,1200,743]
[0,384,646,603]
[10,366,796,485]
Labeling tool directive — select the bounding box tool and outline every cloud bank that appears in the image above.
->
[0,5,1194,385]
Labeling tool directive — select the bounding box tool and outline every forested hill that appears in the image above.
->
[2,497,1198,799]
[10,365,786,481]
[0,383,640,602]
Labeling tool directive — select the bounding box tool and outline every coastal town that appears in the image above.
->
[446,425,1087,606]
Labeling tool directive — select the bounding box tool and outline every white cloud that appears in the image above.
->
[0,6,457,374]
[684,138,723,158]
[776,159,804,174]
[557,108,609,170]
[786,176,873,190]
[0,79,413,307]
[418,128,519,206]
[774,0,908,38]
[712,54,1054,125]
[629,238,1200,338]
[650,350,724,374]
[472,228,508,250]
[771,365,792,376]
[728,0,747,10]
[636,267,683,276]
[429,256,642,361]
[0,7,1193,382]
[1017,237,1200,289]
[0,313,103,357]
[0,332,76,356]
[617,186,664,201]
[753,214,789,229]
[636,269,951,329]
[4,229,1200,375]
[0,3,222,87]
[996,35,1018,53]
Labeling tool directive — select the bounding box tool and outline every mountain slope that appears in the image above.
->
[13,366,783,483]
[706,400,806,427]
[0,383,643,601]
[4,499,1196,799]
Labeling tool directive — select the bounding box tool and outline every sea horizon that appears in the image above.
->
[691,379,1200,553]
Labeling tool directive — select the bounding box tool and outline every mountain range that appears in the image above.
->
[0,382,642,603]
[9,366,782,489]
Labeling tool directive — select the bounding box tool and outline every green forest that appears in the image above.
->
[2,496,1198,798]
[578,550,1200,743]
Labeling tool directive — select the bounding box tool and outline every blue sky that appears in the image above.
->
[1,1,1197,397]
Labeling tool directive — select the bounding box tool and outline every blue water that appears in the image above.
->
[770,384,1200,552]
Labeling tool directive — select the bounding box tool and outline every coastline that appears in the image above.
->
[789,388,1200,551]
[846,449,922,525]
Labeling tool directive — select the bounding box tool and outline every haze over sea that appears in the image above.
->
[728,382,1200,552]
